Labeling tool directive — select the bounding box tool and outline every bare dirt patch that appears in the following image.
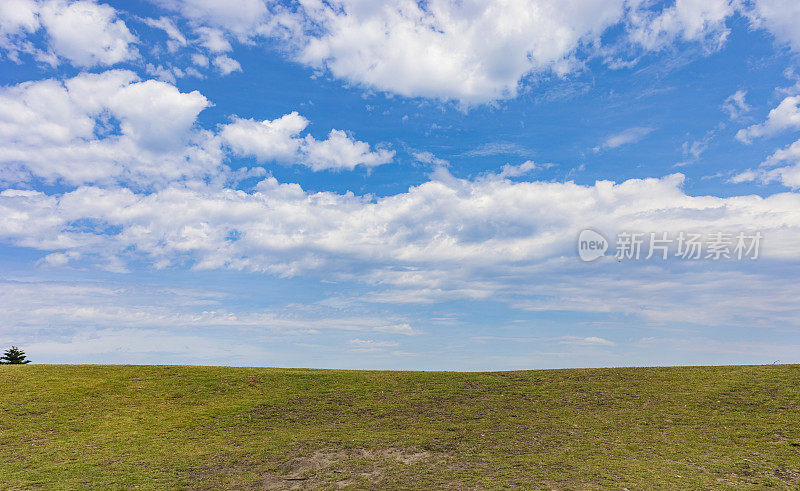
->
[200,447,440,489]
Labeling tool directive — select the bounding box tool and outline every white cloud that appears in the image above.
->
[766,137,800,166]
[191,52,209,67]
[0,0,776,106]
[747,0,800,51]
[144,63,185,83]
[733,94,800,187]
[265,0,788,104]
[221,112,308,162]
[765,164,800,188]
[0,171,790,270]
[144,15,187,50]
[194,26,231,52]
[462,142,532,157]
[39,0,138,66]
[736,95,800,143]
[0,71,390,185]
[494,160,546,179]
[593,126,654,152]
[108,79,210,151]
[626,0,733,52]
[270,0,629,105]
[372,323,419,335]
[0,70,215,185]
[0,0,39,35]
[2,171,800,327]
[732,137,800,188]
[0,0,39,61]
[348,338,400,352]
[676,124,723,167]
[221,112,394,171]
[301,130,394,171]
[125,1,800,105]
[722,90,750,120]
[212,54,241,75]
[0,0,138,67]
[413,151,449,167]
[153,0,269,37]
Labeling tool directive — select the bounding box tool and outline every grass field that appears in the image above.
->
[1,364,799,489]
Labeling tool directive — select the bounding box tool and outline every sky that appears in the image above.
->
[1,0,800,370]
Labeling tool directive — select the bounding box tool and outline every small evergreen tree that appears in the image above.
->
[0,346,31,364]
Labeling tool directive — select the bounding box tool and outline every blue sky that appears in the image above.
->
[1,0,800,369]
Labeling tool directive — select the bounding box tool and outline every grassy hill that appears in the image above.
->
[1,364,799,489]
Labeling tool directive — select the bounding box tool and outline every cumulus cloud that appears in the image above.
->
[0,70,217,186]
[0,0,138,66]
[732,94,800,188]
[736,95,800,143]
[268,0,628,105]
[3,171,800,326]
[109,79,210,151]
[116,0,800,104]
[0,71,393,185]
[765,138,800,167]
[221,112,308,163]
[732,137,800,188]
[39,0,138,66]
[0,172,791,271]
[747,0,800,51]
[5,1,800,367]
[221,112,394,171]
[271,0,786,105]
[6,0,785,105]
[0,1,231,78]
[0,0,39,60]
[301,130,394,171]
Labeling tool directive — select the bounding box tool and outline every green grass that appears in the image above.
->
[1,364,799,489]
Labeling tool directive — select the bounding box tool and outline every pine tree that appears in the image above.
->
[0,346,31,364]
